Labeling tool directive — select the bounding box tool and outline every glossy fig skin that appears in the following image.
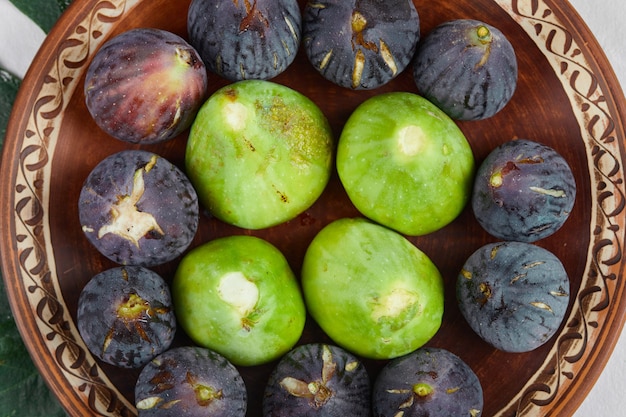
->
[172,235,307,367]
[263,343,371,417]
[413,19,517,120]
[78,150,199,267]
[135,346,247,417]
[471,139,576,242]
[373,347,483,417]
[84,28,208,144]
[336,92,475,236]
[456,241,570,353]
[188,0,301,81]
[76,266,176,369]
[303,0,420,90]
[301,218,445,360]
[185,80,334,230]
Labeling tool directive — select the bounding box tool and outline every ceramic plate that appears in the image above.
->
[2,0,626,416]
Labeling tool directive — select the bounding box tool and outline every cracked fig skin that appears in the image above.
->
[76,266,176,369]
[78,150,199,267]
[471,139,576,242]
[303,0,420,90]
[188,0,301,81]
[135,346,247,417]
[456,241,570,353]
[263,343,371,417]
[373,347,483,417]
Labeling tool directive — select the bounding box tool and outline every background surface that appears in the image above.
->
[0,0,624,415]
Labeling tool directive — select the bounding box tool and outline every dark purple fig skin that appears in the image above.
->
[188,0,301,81]
[263,343,371,417]
[135,346,247,417]
[76,266,176,369]
[84,28,208,144]
[471,139,576,242]
[303,0,420,90]
[78,150,199,267]
[373,347,483,417]
[413,19,517,121]
[456,241,570,353]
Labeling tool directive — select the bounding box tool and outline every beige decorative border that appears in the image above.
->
[6,0,625,416]
[12,0,139,415]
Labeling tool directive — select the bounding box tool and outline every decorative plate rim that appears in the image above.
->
[1,0,626,416]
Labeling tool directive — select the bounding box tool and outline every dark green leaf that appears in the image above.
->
[8,0,72,33]
[0,67,21,145]
[0,274,67,416]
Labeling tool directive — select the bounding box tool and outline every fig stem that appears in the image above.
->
[476,25,492,44]
[194,383,223,406]
[413,382,434,398]
[490,170,503,188]
[473,25,493,69]
[118,293,149,320]
[351,11,368,33]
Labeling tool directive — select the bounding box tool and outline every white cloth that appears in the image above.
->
[0,0,624,415]
[0,0,46,78]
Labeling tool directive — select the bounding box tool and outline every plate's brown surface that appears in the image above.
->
[1,0,626,416]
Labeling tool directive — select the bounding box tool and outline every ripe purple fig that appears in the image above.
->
[373,347,483,417]
[471,139,576,242]
[135,346,247,416]
[263,343,371,416]
[84,28,208,144]
[303,0,420,90]
[413,19,518,121]
[456,241,570,353]
[188,0,302,81]
[78,150,199,267]
[77,266,176,369]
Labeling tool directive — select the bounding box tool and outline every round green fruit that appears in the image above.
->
[185,80,334,230]
[172,235,306,366]
[336,92,475,236]
[301,218,444,360]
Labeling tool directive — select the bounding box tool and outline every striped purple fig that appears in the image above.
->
[413,19,518,120]
[84,28,208,144]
